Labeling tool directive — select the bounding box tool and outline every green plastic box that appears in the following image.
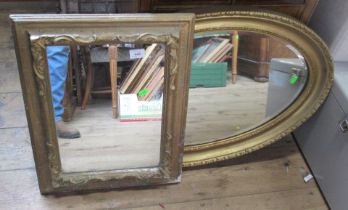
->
[189,62,227,88]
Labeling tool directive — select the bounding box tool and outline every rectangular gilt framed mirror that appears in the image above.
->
[10,14,194,194]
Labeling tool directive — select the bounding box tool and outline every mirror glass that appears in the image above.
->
[185,31,308,145]
[46,43,165,173]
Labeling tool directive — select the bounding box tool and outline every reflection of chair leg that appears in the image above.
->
[254,37,270,82]
[71,46,82,106]
[81,46,118,117]
[232,31,239,84]
[81,48,94,110]
[109,45,118,118]
[62,46,76,121]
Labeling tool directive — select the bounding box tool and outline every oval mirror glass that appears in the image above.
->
[182,11,333,167]
[185,31,308,145]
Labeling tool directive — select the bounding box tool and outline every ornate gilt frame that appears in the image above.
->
[11,14,194,194]
[182,11,334,167]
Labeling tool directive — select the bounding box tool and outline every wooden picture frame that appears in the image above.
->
[10,13,194,194]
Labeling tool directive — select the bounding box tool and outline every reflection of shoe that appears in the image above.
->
[56,121,81,139]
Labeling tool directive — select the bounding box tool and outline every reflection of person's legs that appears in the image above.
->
[47,46,80,139]
[47,46,69,121]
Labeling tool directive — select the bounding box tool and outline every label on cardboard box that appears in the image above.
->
[129,49,145,59]
[119,94,163,122]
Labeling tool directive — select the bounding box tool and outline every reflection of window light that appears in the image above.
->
[194,32,230,39]
[286,44,306,68]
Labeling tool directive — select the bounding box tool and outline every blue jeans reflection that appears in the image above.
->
[46,46,80,139]
[46,46,70,122]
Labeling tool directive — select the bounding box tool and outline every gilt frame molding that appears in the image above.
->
[11,14,194,194]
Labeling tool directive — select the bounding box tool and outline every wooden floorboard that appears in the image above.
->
[0,150,327,210]
[0,3,328,210]
[126,188,328,210]
[0,62,21,93]
[186,76,268,145]
[0,127,34,171]
[0,92,27,128]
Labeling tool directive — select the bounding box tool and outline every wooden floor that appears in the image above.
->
[59,99,162,173]
[186,76,268,145]
[59,76,266,172]
[0,3,328,210]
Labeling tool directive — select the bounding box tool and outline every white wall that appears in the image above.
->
[309,0,348,61]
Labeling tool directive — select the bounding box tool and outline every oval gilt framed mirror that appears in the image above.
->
[183,11,333,167]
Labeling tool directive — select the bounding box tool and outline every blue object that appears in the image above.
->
[46,46,70,122]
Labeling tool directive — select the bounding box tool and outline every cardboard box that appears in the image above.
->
[119,93,163,122]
